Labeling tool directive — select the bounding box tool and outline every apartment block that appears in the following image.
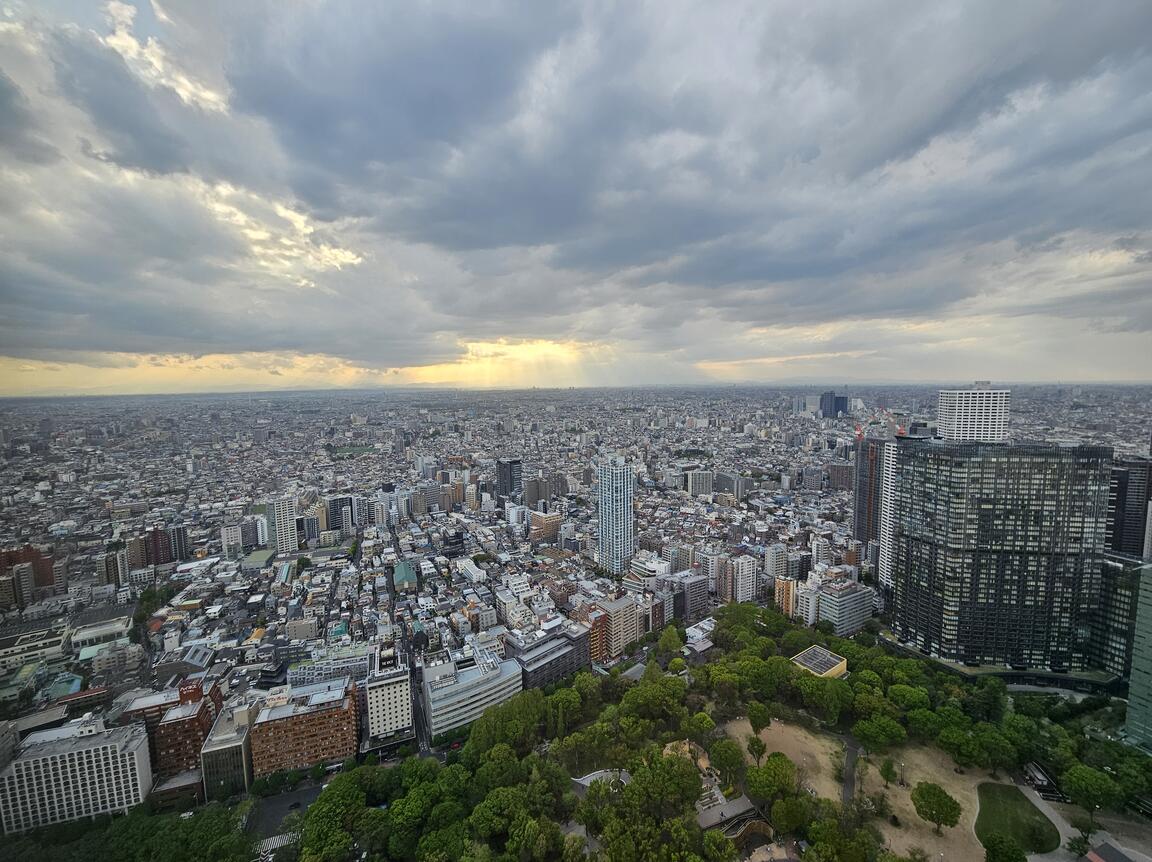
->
[249,677,358,778]
[0,716,152,834]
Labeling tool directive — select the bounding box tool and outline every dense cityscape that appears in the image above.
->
[3,1,1152,860]
[0,383,1149,861]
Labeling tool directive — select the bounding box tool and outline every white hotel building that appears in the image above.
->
[0,715,152,834]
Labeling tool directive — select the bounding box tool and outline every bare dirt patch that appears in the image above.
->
[866,742,1009,861]
[724,717,843,801]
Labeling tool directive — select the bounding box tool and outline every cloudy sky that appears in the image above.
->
[0,1,1150,395]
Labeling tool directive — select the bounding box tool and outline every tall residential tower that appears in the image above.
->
[597,457,635,575]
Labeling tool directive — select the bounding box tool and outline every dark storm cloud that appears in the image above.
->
[0,0,1150,384]
[0,70,59,162]
[50,28,190,174]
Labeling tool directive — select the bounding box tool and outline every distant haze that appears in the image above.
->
[1,1,1150,395]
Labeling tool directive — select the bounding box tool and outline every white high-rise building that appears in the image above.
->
[936,384,1010,443]
[765,543,788,582]
[271,497,298,556]
[365,645,413,743]
[730,555,758,603]
[877,440,898,593]
[597,458,635,575]
[0,715,152,834]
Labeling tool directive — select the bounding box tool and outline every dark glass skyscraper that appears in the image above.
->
[1108,456,1151,558]
[496,457,522,499]
[891,439,1111,671]
[1125,557,1152,751]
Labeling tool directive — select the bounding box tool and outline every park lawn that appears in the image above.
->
[974,782,1060,853]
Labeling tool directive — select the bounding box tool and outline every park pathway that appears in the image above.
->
[841,738,860,805]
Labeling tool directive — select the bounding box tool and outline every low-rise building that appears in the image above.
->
[422,645,522,738]
[510,623,591,689]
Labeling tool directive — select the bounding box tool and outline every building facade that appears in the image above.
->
[249,678,358,778]
[421,646,522,737]
[1126,556,1152,751]
[597,458,635,575]
[936,385,1011,443]
[0,716,152,834]
[1109,457,1151,559]
[891,439,1111,671]
[853,436,889,545]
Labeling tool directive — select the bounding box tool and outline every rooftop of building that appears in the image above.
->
[791,644,847,677]
[12,716,147,761]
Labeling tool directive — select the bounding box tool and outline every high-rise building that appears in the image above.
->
[818,580,874,636]
[1092,554,1151,679]
[496,458,523,500]
[364,645,413,745]
[891,439,1111,670]
[728,555,757,604]
[270,497,299,556]
[936,384,1011,443]
[1108,457,1152,559]
[1125,558,1152,751]
[602,595,640,658]
[685,470,714,496]
[167,524,190,562]
[0,715,152,834]
[597,458,635,575]
[819,391,837,419]
[221,524,243,558]
[853,435,890,544]
[876,439,899,594]
[144,527,174,566]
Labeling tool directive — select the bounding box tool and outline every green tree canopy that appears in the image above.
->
[910,781,961,834]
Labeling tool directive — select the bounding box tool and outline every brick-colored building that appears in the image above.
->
[249,677,358,778]
[586,609,609,664]
[112,677,222,768]
[155,682,222,774]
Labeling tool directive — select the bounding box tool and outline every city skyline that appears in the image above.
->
[2,2,1152,395]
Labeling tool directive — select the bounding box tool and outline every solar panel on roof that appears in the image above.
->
[790,645,844,675]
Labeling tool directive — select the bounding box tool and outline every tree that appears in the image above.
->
[982,832,1026,862]
[887,684,931,712]
[906,708,945,741]
[668,656,687,674]
[683,711,716,748]
[656,625,684,661]
[974,725,1017,777]
[910,782,961,834]
[770,796,808,833]
[747,701,772,735]
[745,753,797,802]
[880,758,898,789]
[1062,764,1120,830]
[852,715,907,752]
[746,734,767,766]
[709,738,745,786]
